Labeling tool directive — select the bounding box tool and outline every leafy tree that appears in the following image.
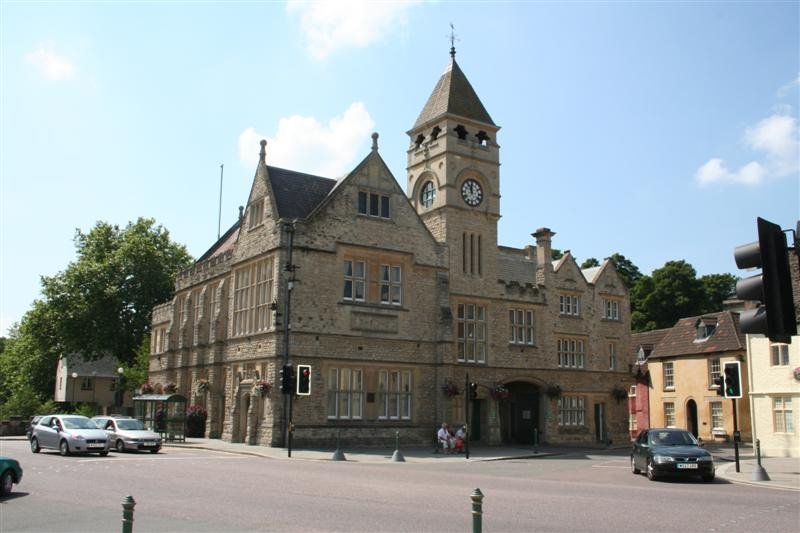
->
[551,248,563,260]
[632,260,706,331]
[608,253,643,289]
[700,273,738,313]
[580,257,600,269]
[39,218,192,366]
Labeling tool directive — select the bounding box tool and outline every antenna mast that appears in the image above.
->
[217,164,224,240]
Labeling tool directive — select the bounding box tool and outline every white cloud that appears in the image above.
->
[287,0,419,60]
[25,43,75,80]
[695,111,799,187]
[239,102,375,177]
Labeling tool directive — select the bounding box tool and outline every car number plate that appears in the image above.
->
[677,463,698,469]
[142,442,155,447]
[88,443,105,448]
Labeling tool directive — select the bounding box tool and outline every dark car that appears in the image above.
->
[0,456,23,496]
[631,428,714,482]
[26,416,43,441]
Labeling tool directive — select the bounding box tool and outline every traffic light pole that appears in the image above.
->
[464,372,470,460]
[732,398,740,473]
[282,221,297,458]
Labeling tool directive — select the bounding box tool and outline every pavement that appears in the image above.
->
[163,437,799,492]
[3,435,797,491]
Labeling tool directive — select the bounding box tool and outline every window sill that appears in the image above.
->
[356,213,392,222]
[247,222,265,232]
[339,301,408,312]
[559,314,582,319]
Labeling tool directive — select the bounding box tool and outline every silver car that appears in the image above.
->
[92,416,162,453]
[30,415,109,456]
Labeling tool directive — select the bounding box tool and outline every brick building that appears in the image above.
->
[148,51,633,448]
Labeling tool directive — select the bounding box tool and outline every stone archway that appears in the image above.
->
[500,381,542,445]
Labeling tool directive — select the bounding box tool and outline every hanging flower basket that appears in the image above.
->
[140,381,154,395]
[195,379,210,395]
[164,382,178,394]
[545,384,562,400]
[441,381,461,398]
[490,385,510,400]
[611,385,628,403]
[253,380,272,397]
[793,367,800,382]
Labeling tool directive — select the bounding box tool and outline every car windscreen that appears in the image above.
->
[116,419,145,430]
[62,417,99,430]
[650,430,698,446]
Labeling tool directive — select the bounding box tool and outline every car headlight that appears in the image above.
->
[72,435,86,441]
[653,454,675,464]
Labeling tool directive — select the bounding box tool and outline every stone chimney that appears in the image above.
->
[533,228,555,285]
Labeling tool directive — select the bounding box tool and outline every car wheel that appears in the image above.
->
[631,456,641,475]
[702,472,715,483]
[116,440,126,453]
[59,439,70,456]
[30,437,40,454]
[1,470,13,495]
[99,451,109,457]
[646,460,658,481]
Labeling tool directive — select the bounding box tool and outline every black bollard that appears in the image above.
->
[121,495,136,533]
[751,438,771,482]
[470,488,484,533]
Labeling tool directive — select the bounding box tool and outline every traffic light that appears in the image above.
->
[713,376,725,397]
[734,217,797,343]
[296,364,311,396]
[279,365,294,395]
[468,382,478,400]
[723,361,742,399]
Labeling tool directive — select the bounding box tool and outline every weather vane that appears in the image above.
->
[448,23,459,58]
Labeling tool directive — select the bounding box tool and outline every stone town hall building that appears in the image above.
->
[148,51,632,448]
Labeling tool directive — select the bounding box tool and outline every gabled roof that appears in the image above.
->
[195,221,240,263]
[631,328,671,359]
[647,311,745,359]
[581,266,602,283]
[413,58,495,129]
[267,166,337,220]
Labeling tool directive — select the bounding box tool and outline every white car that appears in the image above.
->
[92,416,162,453]
[30,415,109,456]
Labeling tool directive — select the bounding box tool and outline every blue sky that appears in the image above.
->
[2,1,798,336]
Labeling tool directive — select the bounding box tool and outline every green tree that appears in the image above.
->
[608,253,643,290]
[551,248,563,260]
[632,260,706,331]
[40,218,192,366]
[580,257,600,269]
[699,273,738,313]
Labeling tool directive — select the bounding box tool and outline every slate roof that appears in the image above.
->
[630,328,671,359]
[195,221,240,263]
[497,248,536,284]
[646,311,745,359]
[267,165,337,220]
[581,266,602,283]
[414,58,495,128]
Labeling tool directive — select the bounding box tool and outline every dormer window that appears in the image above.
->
[454,124,468,140]
[358,191,390,219]
[696,318,717,340]
[248,199,264,228]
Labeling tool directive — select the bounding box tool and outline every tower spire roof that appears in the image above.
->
[413,53,495,129]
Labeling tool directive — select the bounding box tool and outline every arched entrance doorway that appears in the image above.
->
[686,399,698,437]
[499,382,540,444]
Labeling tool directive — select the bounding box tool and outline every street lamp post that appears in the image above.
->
[91,370,97,413]
[116,367,125,411]
[71,372,78,406]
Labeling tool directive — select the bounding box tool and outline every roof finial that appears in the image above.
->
[259,139,267,163]
[449,23,458,59]
[371,132,379,152]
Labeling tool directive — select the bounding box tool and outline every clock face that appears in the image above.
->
[461,179,483,207]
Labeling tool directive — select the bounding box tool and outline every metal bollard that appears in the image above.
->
[392,430,406,462]
[331,429,346,461]
[751,438,771,482]
[470,488,484,533]
[533,427,539,453]
[121,495,136,533]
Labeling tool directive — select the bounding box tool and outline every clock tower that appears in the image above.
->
[407,48,501,295]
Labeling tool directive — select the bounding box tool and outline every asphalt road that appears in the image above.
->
[0,440,797,532]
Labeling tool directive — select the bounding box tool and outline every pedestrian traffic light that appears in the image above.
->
[734,217,797,343]
[296,364,311,396]
[713,376,725,397]
[723,361,742,399]
[279,365,294,395]
[468,382,478,400]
